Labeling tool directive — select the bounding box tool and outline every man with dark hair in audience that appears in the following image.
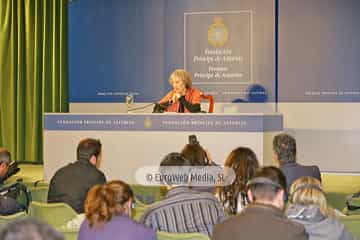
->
[0,218,64,240]
[0,148,23,215]
[47,138,106,213]
[273,133,321,190]
[140,152,225,236]
[0,148,11,184]
[213,166,308,240]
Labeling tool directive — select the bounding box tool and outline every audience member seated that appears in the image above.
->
[213,166,308,240]
[78,180,156,240]
[47,138,106,213]
[140,152,225,236]
[181,142,217,193]
[181,143,210,166]
[0,148,24,215]
[217,147,259,214]
[273,133,321,190]
[0,148,11,185]
[0,218,64,240]
[286,176,353,240]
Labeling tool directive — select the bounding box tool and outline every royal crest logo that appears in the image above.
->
[144,117,152,129]
[208,17,229,47]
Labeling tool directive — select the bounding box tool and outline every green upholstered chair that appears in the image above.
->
[132,205,147,222]
[130,184,167,204]
[339,215,360,239]
[322,174,360,194]
[132,197,151,222]
[134,196,150,207]
[322,174,360,211]
[0,211,27,226]
[29,186,49,202]
[132,197,161,222]
[326,192,348,211]
[58,227,79,240]
[28,201,78,227]
[157,231,210,240]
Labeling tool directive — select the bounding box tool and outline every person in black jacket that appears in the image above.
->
[47,138,106,213]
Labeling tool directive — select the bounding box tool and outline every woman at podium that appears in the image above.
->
[156,69,201,113]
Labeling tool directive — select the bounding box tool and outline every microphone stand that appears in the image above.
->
[126,103,156,113]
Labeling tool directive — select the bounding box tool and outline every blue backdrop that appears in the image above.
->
[278,0,360,102]
[69,0,360,103]
[69,0,275,103]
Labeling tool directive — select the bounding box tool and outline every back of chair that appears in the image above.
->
[130,184,166,204]
[0,211,27,226]
[157,231,210,240]
[29,201,78,227]
[200,93,214,113]
[133,205,148,222]
[326,192,348,211]
[29,186,49,202]
[339,215,360,239]
[58,227,79,240]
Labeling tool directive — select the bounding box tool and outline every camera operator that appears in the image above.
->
[181,135,216,166]
[0,148,23,215]
[181,135,219,194]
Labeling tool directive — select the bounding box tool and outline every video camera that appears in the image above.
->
[188,135,200,145]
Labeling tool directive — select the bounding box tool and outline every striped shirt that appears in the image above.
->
[139,186,225,236]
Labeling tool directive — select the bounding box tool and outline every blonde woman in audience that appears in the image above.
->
[286,176,353,240]
[78,180,156,240]
[217,147,259,214]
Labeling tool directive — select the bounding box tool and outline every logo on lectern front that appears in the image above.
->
[144,117,152,129]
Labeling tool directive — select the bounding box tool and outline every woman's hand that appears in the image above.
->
[205,149,214,165]
[171,93,180,103]
[172,88,186,102]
